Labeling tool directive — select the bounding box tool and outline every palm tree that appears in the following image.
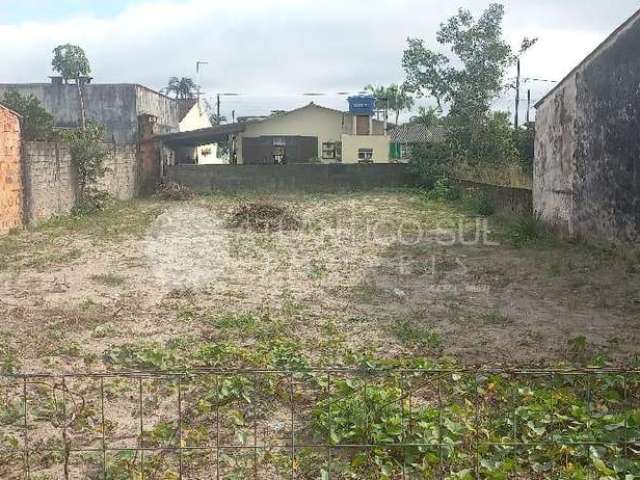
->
[165,77,197,99]
[365,84,415,125]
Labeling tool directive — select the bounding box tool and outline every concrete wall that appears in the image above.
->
[0,84,184,144]
[135,85,183,137]
[456,180,533,216]
[237,104,387,164]
[534,12,640,243]
[165,163,415,193]
[341,134,390,163]
[0,105,23,235]
[22,141,138,223]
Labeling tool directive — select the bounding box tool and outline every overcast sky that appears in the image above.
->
[1,0,638,121]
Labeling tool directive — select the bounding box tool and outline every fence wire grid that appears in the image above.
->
[1,367,639,479]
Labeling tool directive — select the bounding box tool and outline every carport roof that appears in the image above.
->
[157,123,247,147]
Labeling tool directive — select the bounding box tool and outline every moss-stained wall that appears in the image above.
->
[0,83,183,144]
[535,12,640,243]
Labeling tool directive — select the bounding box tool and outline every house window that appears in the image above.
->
[273,146,286,164]
[322,142,341,160]
[358,148,374,162]
[273,137,286,147]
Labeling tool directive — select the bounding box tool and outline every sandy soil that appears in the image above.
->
[1,190,639,372]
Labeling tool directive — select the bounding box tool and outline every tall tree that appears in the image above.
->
[52,44,91,128]
[166,77,197,100]
[52,44,91,83]
[365,84,415,125]
[403,3,514,126]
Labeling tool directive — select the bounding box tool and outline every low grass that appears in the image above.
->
[0,201,162,271]
[390,320,442,349]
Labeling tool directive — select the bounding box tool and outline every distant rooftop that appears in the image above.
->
[390,123,446,144]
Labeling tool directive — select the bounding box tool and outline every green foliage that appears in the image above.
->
[313,372,640,479]
[465,191,495,217]
[449,111,520,167]
[403,4,512,118]
[406,143,451,188]
[513,122,535,172]
[391,320,442,349]
[0,336,19,374]
[506,214,547,248]
[1,91,54,140]
[58,122,110,213]
[403,4,536,174]
[51,44,91,81]
[165,77,196,100]
[425,177,462,201]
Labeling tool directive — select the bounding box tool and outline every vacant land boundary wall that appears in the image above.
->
[455,179,533,215]
[166,163,417,192]
[0,105,22,235]
[21,142,138,224]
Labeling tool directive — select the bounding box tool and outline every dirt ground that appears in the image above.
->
[1,189,639,372]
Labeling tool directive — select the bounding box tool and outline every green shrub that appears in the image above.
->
[425,177,462,201]
[407,143,451,189]
[1,90,54,140]
[506,214,547,247]
[465,191,495,216]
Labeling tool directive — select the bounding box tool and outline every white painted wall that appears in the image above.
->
[178,102,221,164]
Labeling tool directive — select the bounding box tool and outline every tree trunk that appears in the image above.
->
[76,77,86,129]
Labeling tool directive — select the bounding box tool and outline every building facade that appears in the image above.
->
[534,9,640,243]
[235,103,390,165]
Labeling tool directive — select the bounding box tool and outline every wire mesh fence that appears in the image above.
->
[1,367,639,479]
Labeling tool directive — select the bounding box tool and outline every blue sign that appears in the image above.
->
[348,95,375,115]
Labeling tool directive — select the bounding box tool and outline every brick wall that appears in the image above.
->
[0,105,22,235]
[22,141,139,224]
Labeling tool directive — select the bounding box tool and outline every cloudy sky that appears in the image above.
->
[1,0,638,121]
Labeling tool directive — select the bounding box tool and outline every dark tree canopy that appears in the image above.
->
[403,3,513,123]
[52,44,91,82]
[166,77,197,100]
[2,91,54,140]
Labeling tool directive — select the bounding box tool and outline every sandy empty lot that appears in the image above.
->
[1,189,639,373]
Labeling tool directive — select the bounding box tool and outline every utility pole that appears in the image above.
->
[196,61,208,104]
[514,58,521,129]
[232,110,236,123]
[526,89,531,125]
[216,93,221,121]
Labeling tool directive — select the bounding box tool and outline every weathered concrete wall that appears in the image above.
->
[135,85,183,137]
[456,180,533,216]
[535,12,640,243]
[0,84,183,144]
[22,142,76,222]
[0,105,23,234]
[22,141,138,223]
[165,164,416,193]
